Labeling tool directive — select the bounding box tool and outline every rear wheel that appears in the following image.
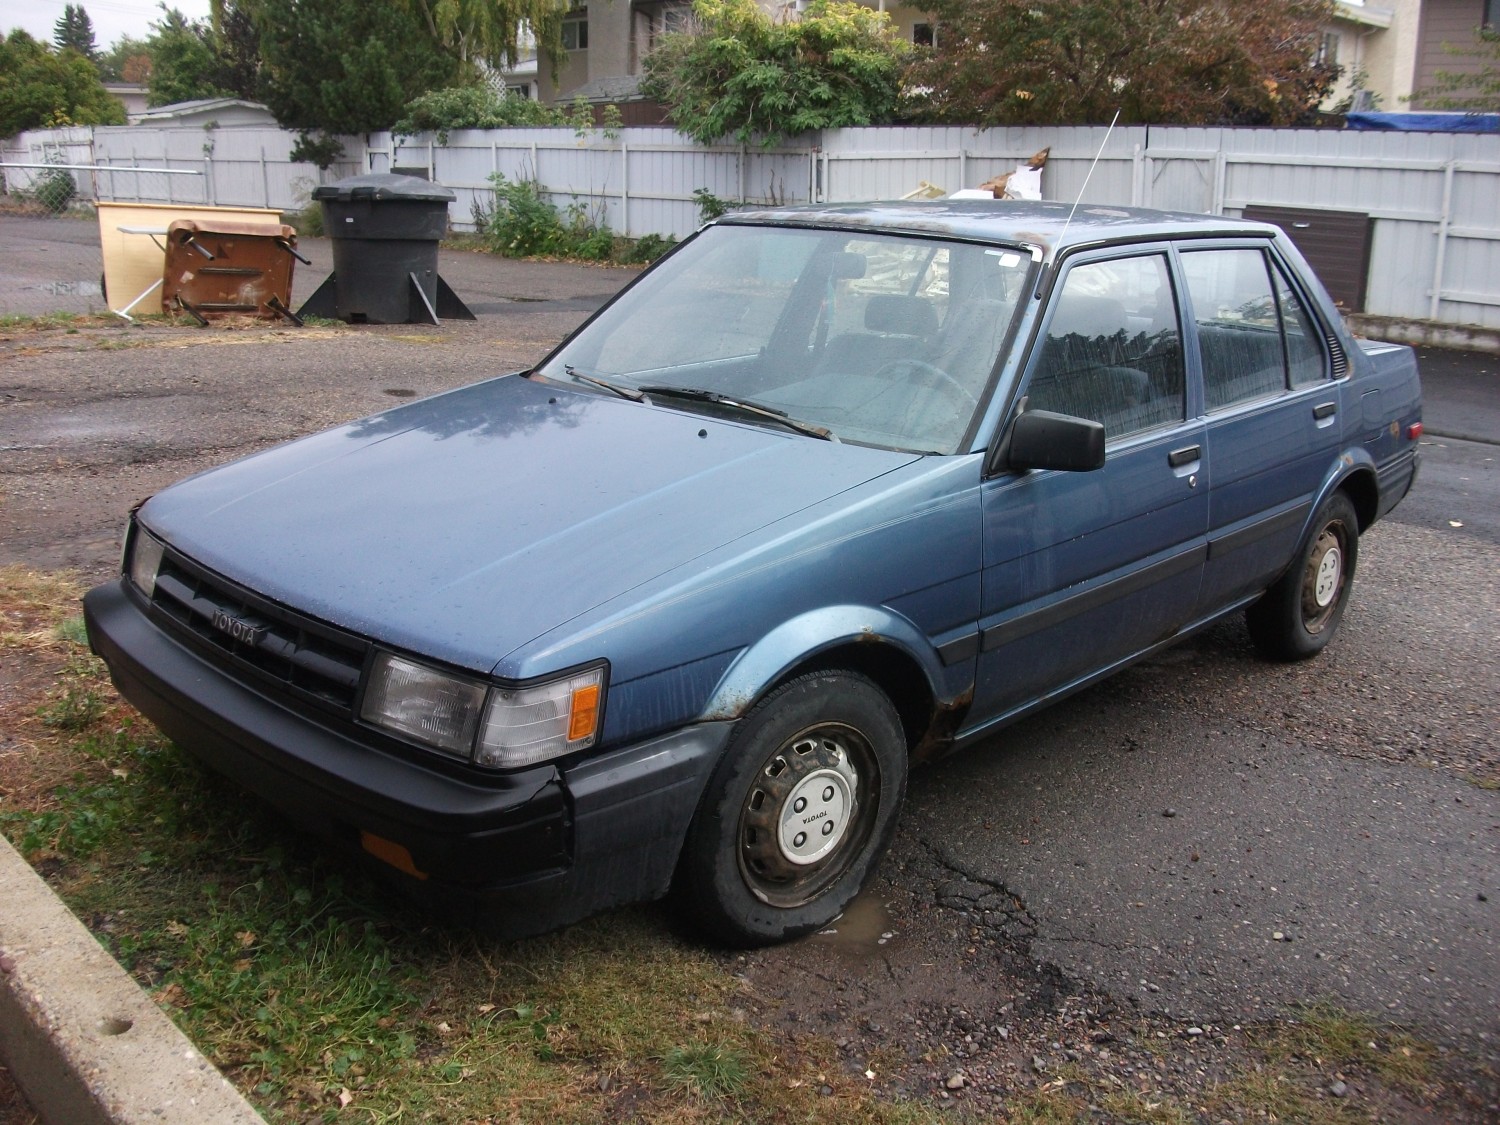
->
[675,671,907,947]
[1247,491,1359,661]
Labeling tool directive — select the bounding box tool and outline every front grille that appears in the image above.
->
[150,554,369,715]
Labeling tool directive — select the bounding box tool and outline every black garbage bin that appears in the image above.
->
[297,173,473,324]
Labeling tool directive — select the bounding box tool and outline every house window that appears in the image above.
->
[913,23,936,47]
[1485,0,1497,28]
[1317,32,1339,66]
[562,12,589,50]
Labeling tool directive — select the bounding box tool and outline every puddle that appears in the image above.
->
[804,890,897,956]
[32,280,103,297]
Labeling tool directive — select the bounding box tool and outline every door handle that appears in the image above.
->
[1313,401,1337,420]
[1168,445,1201,468]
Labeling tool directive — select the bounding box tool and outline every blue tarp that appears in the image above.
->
[1346,111,1500,132]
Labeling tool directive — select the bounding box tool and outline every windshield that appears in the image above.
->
[536,224,1034,453]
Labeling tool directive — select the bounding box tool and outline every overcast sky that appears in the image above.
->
[8,0,214,53]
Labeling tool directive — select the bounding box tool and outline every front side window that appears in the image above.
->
[1024,254,1186,442]
[538,224,1035,453]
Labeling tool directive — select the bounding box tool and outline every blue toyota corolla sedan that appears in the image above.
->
[85,201,1422,946]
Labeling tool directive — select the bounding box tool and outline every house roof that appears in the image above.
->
[134,98,275,122]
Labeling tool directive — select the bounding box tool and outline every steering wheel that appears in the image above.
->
[872,359,978,410]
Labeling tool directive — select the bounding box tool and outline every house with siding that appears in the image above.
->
[510,0,1497,120]
[1323,0,1497,110]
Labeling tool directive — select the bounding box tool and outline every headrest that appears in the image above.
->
[865,294,938,337]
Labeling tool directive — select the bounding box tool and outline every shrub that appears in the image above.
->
[394,86,584,142]
[28,166,77,212]
[478,174,567,257]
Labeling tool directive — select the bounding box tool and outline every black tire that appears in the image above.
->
[675,670,908,947]
[1246,491,1359,661]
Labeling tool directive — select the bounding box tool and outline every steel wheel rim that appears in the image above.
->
[738,723,879,908]
[1301,523,1347,634]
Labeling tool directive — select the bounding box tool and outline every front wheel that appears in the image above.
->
[1246,491,1359,661]
[675,671,908,947]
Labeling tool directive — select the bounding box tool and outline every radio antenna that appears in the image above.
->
[1060,109,1122,242]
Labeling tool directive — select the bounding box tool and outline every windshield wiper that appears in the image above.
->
[563,365,645,401]
[637,385,834,440]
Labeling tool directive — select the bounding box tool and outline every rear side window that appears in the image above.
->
[1274,266,1328,388]
[1181,248,1328,410]
[1025,254,1186,442]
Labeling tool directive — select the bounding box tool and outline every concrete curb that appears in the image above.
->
[0,835,263,1124]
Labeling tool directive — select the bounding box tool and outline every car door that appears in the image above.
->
[966,248,1208,733]
[1178,244,1345,615]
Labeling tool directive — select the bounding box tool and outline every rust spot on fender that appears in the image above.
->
[702,690,755,722]
[911,688,974,764]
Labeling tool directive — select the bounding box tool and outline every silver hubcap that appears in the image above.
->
[739,726,873,907]
[1301,523,1347,634]
[777,766,855,865]
[1313,544,1342,607]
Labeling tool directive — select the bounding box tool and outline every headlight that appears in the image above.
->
[361,653,487,758]
[127,525,166,598]
[361,653,606,769]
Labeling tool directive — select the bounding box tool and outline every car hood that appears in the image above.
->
[140,375,917,672]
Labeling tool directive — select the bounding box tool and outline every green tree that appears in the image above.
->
[210,1,262,101]
[146,7,232,106]
[97,35,153,83]
[0,29,126,137]
[53,4,98,60]
[1413,26,1500,113]
[907,0,1339,127]
[250,0,464,167]
[399,0,566,72]
[640,0,912,145]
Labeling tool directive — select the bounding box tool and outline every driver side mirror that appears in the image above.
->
[1005,408,1106,472]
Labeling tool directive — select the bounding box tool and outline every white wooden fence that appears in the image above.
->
[3,126,362,212]
[6,122,1498,332]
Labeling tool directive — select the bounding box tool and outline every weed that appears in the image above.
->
[37,653,108,731]
[692,187,735,224]
[54,615,89,646]
[1257,1003,1434,1094]
[660,1042,749,1100]
[282,205,324,238]
[615,232,676,264]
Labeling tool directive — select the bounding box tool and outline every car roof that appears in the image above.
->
[719,200,1281,254]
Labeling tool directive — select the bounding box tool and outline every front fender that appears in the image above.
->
[701,604,950,721]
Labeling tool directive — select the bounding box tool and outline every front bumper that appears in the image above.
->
[84,579,731,936]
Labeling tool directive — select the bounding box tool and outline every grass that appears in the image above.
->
[0,566,946,1123]
[0,564,1477,1124]
[0,311,114,331]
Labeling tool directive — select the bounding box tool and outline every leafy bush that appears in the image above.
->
[474,174,675,265]
[641,0,912,146]
[478,174,568,257]
[27,166,78,212]
[394,87,609,142]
